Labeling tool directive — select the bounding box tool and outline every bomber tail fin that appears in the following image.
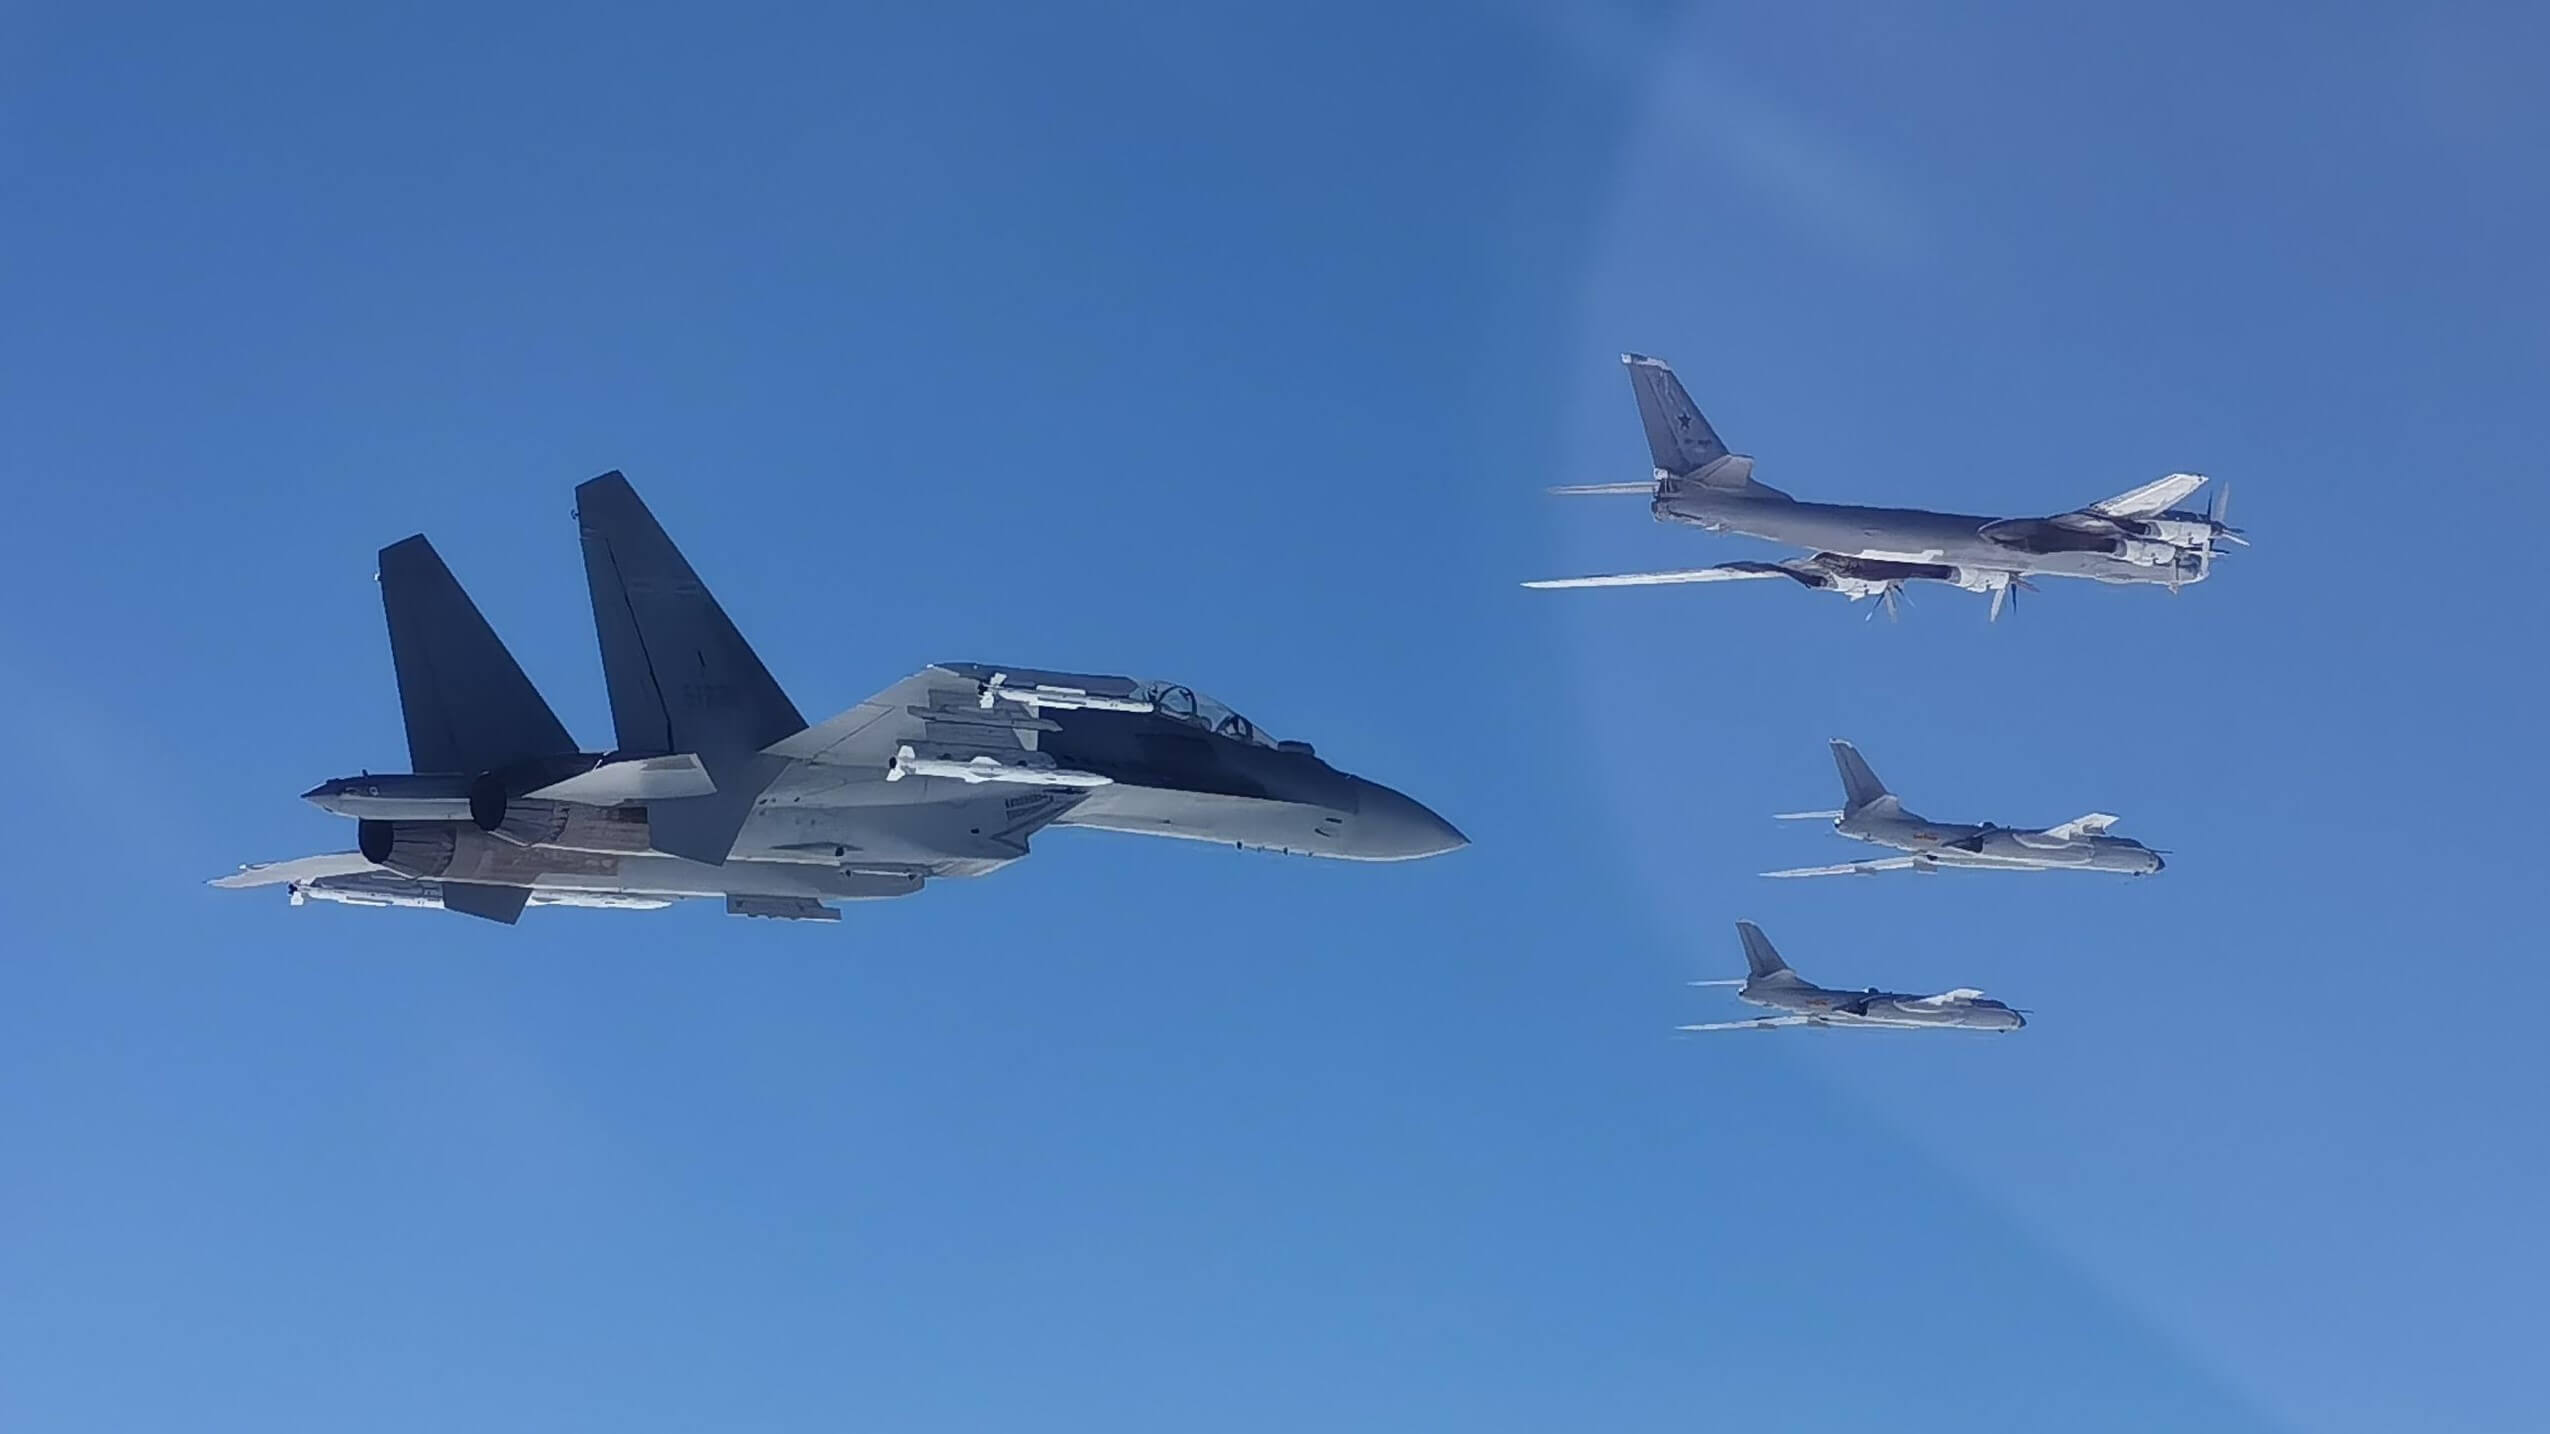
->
[1829,739,1894,816]
[575,472,805,863]
[1736,921,1799,984]
[378,536,578,774]
[1621,353,1767,493]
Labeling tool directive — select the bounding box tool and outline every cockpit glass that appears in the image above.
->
[1137,681,1276,746]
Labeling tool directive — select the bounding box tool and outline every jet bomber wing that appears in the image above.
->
[2041,812,2121,841]
[1760,856,1925,878]
[1677,1016,1817,1032]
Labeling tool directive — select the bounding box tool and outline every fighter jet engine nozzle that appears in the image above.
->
[358,819,459,879]
[481,798,654,854]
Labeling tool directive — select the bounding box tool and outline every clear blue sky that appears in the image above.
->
[6,3,2546,1429]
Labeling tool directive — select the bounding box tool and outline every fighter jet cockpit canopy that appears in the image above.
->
[938,662,1310,752]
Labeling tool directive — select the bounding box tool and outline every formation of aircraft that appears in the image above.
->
[217,350,2224,1033]
[213,473,1465,923]
[1763,740,2164,879]
[1525,353,2242,620]
[1679,922,2025,1034]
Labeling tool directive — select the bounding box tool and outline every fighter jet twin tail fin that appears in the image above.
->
[574,472,806,864]
[369,474,816,894]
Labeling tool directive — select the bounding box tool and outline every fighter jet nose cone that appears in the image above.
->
[1344,780,1467,861]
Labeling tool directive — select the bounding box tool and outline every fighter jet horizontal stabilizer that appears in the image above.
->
[521,753,718,805]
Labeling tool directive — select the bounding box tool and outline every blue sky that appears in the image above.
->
[5,2,2547,1429]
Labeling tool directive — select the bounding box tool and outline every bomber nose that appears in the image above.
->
[2146,852,2166,874]
[1344,780,1467,861]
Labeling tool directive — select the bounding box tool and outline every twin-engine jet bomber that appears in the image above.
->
[1680,922,2026,1033]
[1526,353,2242,619]
[215,473,1465,923]
[1765,740,2164,879]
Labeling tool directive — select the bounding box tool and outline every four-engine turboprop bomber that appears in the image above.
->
[213,473,1466,924]
[1679,922,2026,1033]
[1763,740,2164,879]
[1526,353,2243,619]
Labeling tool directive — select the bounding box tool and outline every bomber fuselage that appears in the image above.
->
[1654,482,2211,587]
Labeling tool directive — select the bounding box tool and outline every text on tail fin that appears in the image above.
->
[1622,354,1729,476]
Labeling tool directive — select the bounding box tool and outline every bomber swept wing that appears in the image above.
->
[1677,1015,1818,1032]
[2041,812,2121,841]
[2086,472,2209,519]
[1522,562,1798,590]
[1760,856,1927,878]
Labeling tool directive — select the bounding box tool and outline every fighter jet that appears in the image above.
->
[214,473,1465,924]
[1525,354,2242,619]
[1763,739,2163,878]
[1680,922,2026,1033]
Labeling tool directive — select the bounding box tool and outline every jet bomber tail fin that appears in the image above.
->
[1829,739,1893,815]
[378,536,578,774]
[1736,921,1798,983]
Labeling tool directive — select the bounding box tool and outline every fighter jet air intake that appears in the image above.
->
[1527,353,2242,619]
[213,473,1465,923]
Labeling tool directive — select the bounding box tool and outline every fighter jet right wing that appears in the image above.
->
[1523,562,1797,590]
[1677,1016,1816,1032]
[1760,856,1924,878]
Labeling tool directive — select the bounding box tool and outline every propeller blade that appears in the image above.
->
[1988,580,2010,623]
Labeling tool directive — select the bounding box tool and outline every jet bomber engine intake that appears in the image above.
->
[359,819,459,878]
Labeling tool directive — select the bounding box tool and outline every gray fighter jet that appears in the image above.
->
[1680,922,2026,1033]
[1526,354,2242,618]
[1763,740,2163,878]
[214,473,1464,923]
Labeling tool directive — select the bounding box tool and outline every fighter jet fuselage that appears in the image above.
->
[217,477,1464,924]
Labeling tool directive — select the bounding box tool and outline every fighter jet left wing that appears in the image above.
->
[1523,562,1796,590]
[1677,1016,1816,1032]
[210,852,380,888]
[764,667,966,768]
[1760,856,1924,878]
[2041,812,2120,841]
